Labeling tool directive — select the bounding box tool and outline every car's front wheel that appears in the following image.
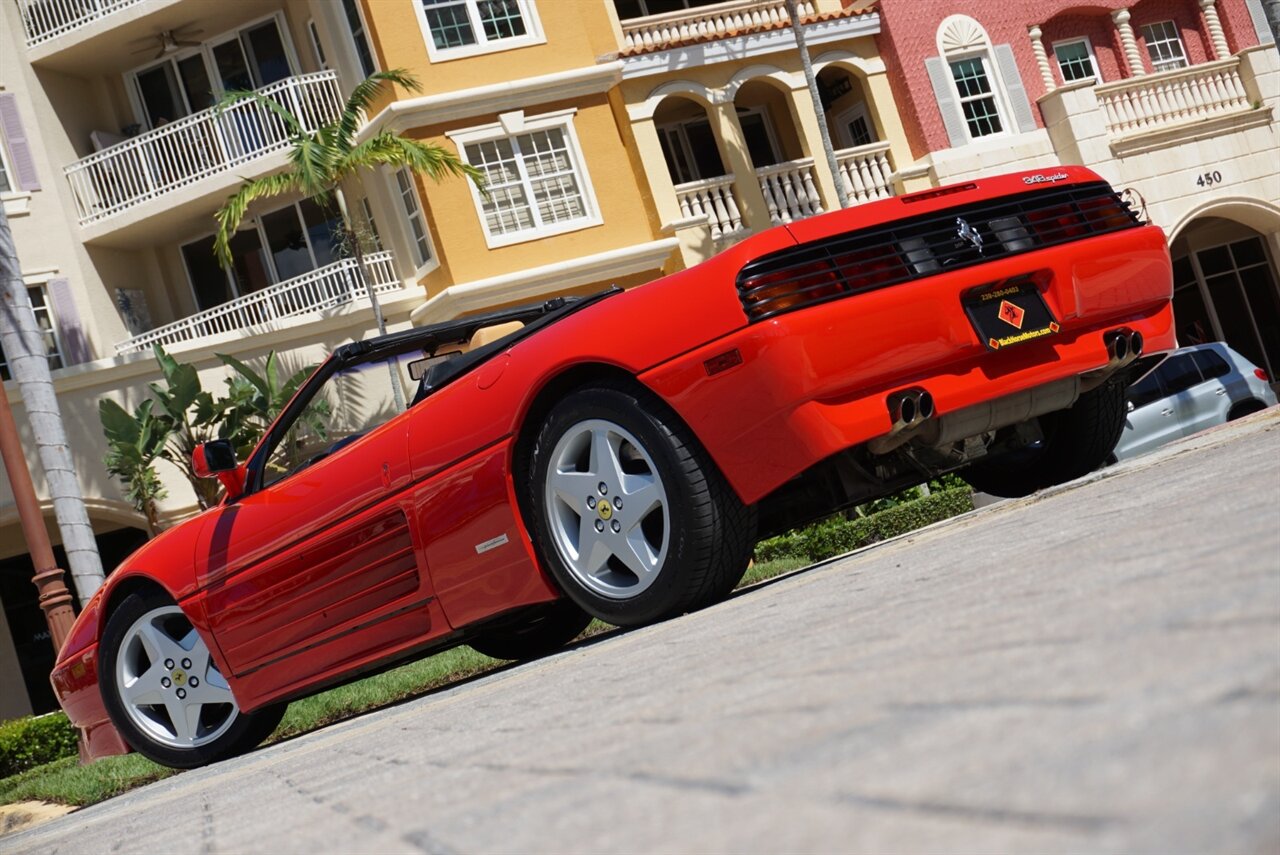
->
[99,591,284,769]
[528,384,753,627]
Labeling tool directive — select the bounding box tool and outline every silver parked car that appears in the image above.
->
[1112,342,1277,461]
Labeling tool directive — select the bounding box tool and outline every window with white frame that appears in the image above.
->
[451,110,599,247]
[307,19,329,70]
[1053,37,1101,83]
[395,169,433,267]
[0,285,62,381]
[341,0,377,77]
[1141,20,1188,72]
[415,0,543,61]
[0,138,11,193]
[835,102,877,148]
[949,55,1005,138]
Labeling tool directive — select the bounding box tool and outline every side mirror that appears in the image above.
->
[193,440,245,501]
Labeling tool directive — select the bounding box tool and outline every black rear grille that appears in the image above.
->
[736,181,1141,322]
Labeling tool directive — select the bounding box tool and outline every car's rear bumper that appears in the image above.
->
[643,225,1175,503]
[50,643,130,761]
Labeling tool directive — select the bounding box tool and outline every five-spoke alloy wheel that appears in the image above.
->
[528,385,754,626]
[100,591,284,768]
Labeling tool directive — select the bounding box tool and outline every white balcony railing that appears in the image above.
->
[14,0,149,48]
[1095,57,1251,137]
[755,157,823,224]
[620,0,814,53]
[66,71,342,227]
[834,141,894,204]
[115,252,399,356]
[674,174,745,239]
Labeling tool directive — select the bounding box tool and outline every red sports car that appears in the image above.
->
[53,166,1174,768]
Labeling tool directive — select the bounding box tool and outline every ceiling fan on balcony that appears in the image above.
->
[129,23,204,60]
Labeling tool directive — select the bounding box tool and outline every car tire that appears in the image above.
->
[528,384,754,627]
[1228,400,1266,421]
[99,590,285,769]
[963,378,1127,498]
[467,599,593,661]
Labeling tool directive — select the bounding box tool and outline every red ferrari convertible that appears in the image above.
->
[53,167,1174,767]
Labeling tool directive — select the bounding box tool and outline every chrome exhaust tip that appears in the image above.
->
[917,390,935,422]
[1129,330,1144,359]
[891,392,918,428]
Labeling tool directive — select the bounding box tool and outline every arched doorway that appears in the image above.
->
[1170,217,1280,385]
[0,524,148,716]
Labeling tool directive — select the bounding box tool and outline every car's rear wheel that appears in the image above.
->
[963,378,1127,498]
[467,599,593,661]
[1228,399,1266,421]
[99,591,284,769]
[528,385,753,627]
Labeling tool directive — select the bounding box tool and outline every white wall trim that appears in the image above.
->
[361,62,623,140]
[409,238,679,325]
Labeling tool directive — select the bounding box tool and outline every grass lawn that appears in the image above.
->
[0,557,812,810]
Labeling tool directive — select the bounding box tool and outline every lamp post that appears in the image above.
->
[0,379,75,653]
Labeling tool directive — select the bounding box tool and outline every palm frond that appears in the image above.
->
[340,133,484,187]
[215,89,304,138]
[213,172,303,267]
[287,133,338,201]
[335,68,423,151]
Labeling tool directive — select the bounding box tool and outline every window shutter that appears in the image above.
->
[0,93,42,192]
[993,44,1037,134]
[925,57,968,147]
[46,278,92,365]
[1245,0,1274,46]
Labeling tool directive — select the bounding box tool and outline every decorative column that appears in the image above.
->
[782,83,842,213]
[707,98,773,232]
[1029,25,1056,92]
[1113,8,1145,76]
[1199,0,1230,60]
[626,113,683,227]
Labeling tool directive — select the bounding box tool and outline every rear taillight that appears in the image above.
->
[1026,204,1089,241]
[1255,367,1270,382]
[739,260,843,320]
[831,246,908,292]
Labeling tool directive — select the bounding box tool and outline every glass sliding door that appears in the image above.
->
[134,62,188,127]
[129,14,297,134]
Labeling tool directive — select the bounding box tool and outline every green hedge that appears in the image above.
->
[0,713,79,778]
[754,487,974,564]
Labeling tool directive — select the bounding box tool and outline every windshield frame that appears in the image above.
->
[236,289,621,498]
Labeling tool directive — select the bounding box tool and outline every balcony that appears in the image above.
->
[64,71,341,232]
[13,0,148,48]
[1095,57,1253,141]
[674,142,895,244]
[115,252,400,356]
[1041,50,1275,159]
[619,0,815,54]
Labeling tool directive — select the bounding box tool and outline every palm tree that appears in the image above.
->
[784,0,849,208]
[0,205,104,605]
[213,69,482,408]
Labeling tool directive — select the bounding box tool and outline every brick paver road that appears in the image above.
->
[10,410,1280,854]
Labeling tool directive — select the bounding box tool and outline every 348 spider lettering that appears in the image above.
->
[53,167,1175,768]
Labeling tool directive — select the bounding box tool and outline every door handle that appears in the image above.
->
[1216,388,1227,396]
[1161,408,1174,416]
